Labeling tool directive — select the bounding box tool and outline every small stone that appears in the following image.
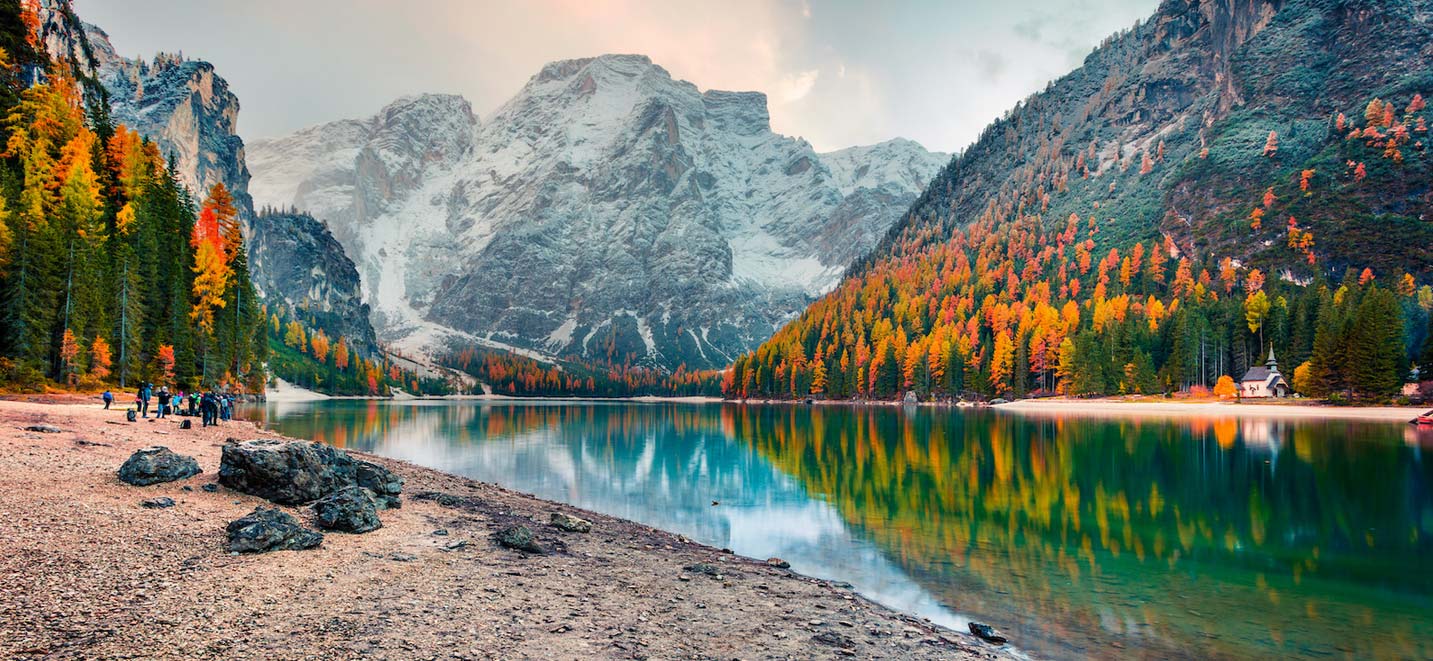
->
[24,424,62,433]
[550,512,592,533]
[181,486,193,492]
[766,557,791,569]
[496,525,544,553]
[683,563,725,579]
[812,631,854,648]
[432,528,449,536]
[442,540,468,551]
[968,622,1007,644]
[390,553,417,562]
[141,497,175,509]
[118,446,202,486]
[201,483,218,493]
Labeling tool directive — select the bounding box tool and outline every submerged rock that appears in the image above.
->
[312,486,382,533]
[218,439,356,505]
[968,622,1007,644]
[141,497,175,509]
[118,446,202,486]
[496,525,543,553]
[354,460,403,509]
[225,507,323,553]
[550,512,592,533]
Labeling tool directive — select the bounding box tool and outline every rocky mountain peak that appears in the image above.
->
[701,90,771,136]
[250,53,947,369]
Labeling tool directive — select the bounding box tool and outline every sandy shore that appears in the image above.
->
[262,378,333,403]
[0,401,1002,660]
[997,398,1430,421]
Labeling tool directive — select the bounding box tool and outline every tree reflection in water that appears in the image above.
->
[244,401,1433,659]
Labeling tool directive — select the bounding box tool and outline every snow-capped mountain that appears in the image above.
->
[248,55,947,369]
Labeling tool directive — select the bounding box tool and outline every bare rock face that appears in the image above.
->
[225,507,324,553]
[218,439,356,505]
[247,210,379,352]
[248,59,948,370]
[118,446,202,486]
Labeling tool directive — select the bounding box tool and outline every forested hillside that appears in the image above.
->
[727,0,1433,402]
[0,1,442,396]
[0,1,266,391]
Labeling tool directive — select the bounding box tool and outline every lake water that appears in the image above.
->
[241,400,1433,659]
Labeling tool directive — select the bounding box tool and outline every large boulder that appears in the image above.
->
[225,507,324,553]
[218,439,356,505]
[312,486,382,533]
[354,460,403,509]
[118,446,202,486]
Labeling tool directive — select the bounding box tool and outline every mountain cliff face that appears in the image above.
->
[248,209,379,351]
[248,55,946,369]
[82,24,254,219]
[35,0,383,355]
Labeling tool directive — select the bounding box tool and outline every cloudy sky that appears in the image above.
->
[78,0,1157,153]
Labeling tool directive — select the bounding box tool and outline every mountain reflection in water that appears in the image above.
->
[242,400,1433,660]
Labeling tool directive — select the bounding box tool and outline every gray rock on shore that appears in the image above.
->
[141,497,175,509]
[355,460,403,509]
[118,446,202,486]
[226,507,324,553]
[550,512,592,533]
[968,622,1007,644]
[496,525,544,553]
[218,439,356,505]
[313,486,383,533]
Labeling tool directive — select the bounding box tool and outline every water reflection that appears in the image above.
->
[243,401,1433,660]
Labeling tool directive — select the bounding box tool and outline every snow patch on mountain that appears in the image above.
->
[248,55,947,369]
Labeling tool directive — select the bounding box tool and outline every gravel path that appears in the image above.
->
[0,401,1008,660]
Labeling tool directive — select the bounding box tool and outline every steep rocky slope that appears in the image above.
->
[248,209,379,351]
[861,0,1432,280]
[248,56,947,369]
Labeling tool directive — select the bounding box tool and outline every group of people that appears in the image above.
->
[102,383,236,427]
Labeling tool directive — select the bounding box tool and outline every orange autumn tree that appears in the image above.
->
[1213,375,1238,399]
[155,344,176,383]
[190,205,229,335]
[89,335,111,380]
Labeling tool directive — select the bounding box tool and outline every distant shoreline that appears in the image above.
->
[996,398,1429,422]
[717,396,1430,422]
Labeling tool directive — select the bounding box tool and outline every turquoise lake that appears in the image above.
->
[241,400,1433,659]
